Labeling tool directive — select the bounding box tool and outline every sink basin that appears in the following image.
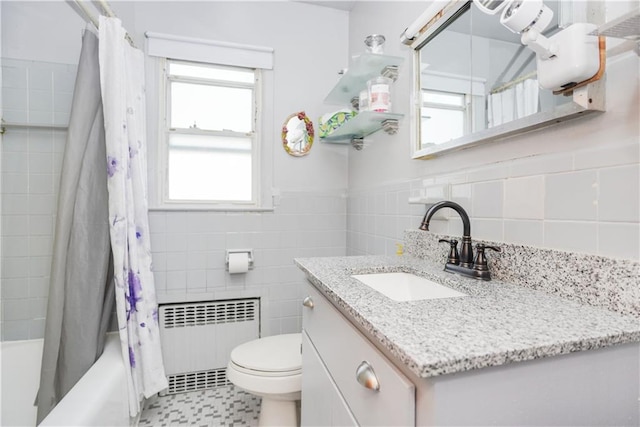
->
[351,272,468,302]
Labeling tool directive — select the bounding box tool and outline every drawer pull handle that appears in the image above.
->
[356,361,380,391]
[302,296,314,308]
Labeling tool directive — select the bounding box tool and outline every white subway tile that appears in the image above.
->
[28,195,54,215]
[186,270,206,291]
[2,109,28,124]
[165,213,187,233]
[504,220,543,246]
[28,278,49,298]
[1,152,28,173]
[28,110,53,125]
[53,112,70,127]
[165,233,187,252]
[2,65,27,89]
[28,215,53,236]
[545,171,597,220]
[28,256,50,278]
[3,299,31,320]
[598,223,639,261]
[2,195,29,215]
[187,252,207,270]
[1,257,29,278]
[28,236,52,257]
[165,271,187,291]
[165,252,187,271]
[574,142,640,170]
[1,279,29,299]
[598,165,639,222]
[29,174,53,194]
[3,87,28,110]
[28,135,53,153]
[28,297,47,318]
[543,221,598,253]
[28,152,53,174]
[2,215,29,236]
[29,89,53,112]
[2,236,28,257]
[472,219,503,241]
[28,67,53,91]
[207,268,226,291]
[504,176,545,219]
[2,173,28,194]
[472,181,503,218]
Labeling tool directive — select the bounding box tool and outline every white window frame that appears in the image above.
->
[161,59,261,209]
[145,32,274,211]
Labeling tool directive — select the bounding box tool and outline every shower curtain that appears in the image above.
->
[98,16,168,416]
[488,78,539,127]
[36,28,115,424]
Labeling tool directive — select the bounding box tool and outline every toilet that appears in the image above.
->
[226,333,302,427]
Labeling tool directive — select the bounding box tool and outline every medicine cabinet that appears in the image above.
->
[320,53,404,150]
[409,0,606,159]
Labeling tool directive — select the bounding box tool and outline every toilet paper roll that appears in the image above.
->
[228,252,249,274]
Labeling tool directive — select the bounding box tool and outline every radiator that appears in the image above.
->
[158,298,260,395]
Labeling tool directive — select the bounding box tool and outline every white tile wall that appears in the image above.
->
[347,141,640,261]
[1,59,76,340]
[149,192,346,338]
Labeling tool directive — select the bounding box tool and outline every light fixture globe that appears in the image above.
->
[500,0,554,34]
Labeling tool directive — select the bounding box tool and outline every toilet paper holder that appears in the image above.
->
[225,249,254,271]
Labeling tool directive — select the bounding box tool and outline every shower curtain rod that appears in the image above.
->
[69,0,135,47]
[0,121,68,135]
[490,70,538,94]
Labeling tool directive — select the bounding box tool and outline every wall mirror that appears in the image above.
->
[282,111,314,157]
[410,0,605,159]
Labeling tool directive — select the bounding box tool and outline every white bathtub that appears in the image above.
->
[1,333,131,427]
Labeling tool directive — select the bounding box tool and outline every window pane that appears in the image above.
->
[169,62,254,84]
[422,90,465,107]
[168,134,252,201]
[170,82,252,132]
[421,107,464,145]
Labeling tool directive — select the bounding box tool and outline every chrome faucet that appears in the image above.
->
[419,200,500,281]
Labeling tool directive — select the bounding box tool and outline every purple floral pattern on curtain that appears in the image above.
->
[99,16,168,416]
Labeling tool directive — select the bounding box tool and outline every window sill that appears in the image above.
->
[148,205,275,212]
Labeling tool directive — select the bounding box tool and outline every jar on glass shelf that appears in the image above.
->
[367,76,392,112]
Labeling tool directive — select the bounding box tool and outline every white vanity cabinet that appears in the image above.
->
[301,281,640,426]
[301,283,415,427]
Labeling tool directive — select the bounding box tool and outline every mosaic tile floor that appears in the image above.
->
[139,385,261,427]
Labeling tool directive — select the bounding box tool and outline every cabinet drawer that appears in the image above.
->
[303,282,415,426]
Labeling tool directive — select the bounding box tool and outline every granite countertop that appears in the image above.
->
[294,255,640,379]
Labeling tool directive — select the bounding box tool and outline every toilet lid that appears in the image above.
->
[230,333,302,373]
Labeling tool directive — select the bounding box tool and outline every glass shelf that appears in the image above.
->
[324,53,404,106]
[320,111,404,143]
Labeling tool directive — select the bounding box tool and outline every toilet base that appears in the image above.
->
[259,397,299,427]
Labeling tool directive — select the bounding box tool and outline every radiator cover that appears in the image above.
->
[158,298,259,395]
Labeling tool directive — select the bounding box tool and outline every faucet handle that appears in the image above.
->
[438,239,460,265]
[473,244,501,272]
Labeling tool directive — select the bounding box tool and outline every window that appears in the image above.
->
[420,90,470,145]
[163,60,259,206]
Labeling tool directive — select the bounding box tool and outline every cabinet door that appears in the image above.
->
[303,282,415,427]
[302,331,358,427]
